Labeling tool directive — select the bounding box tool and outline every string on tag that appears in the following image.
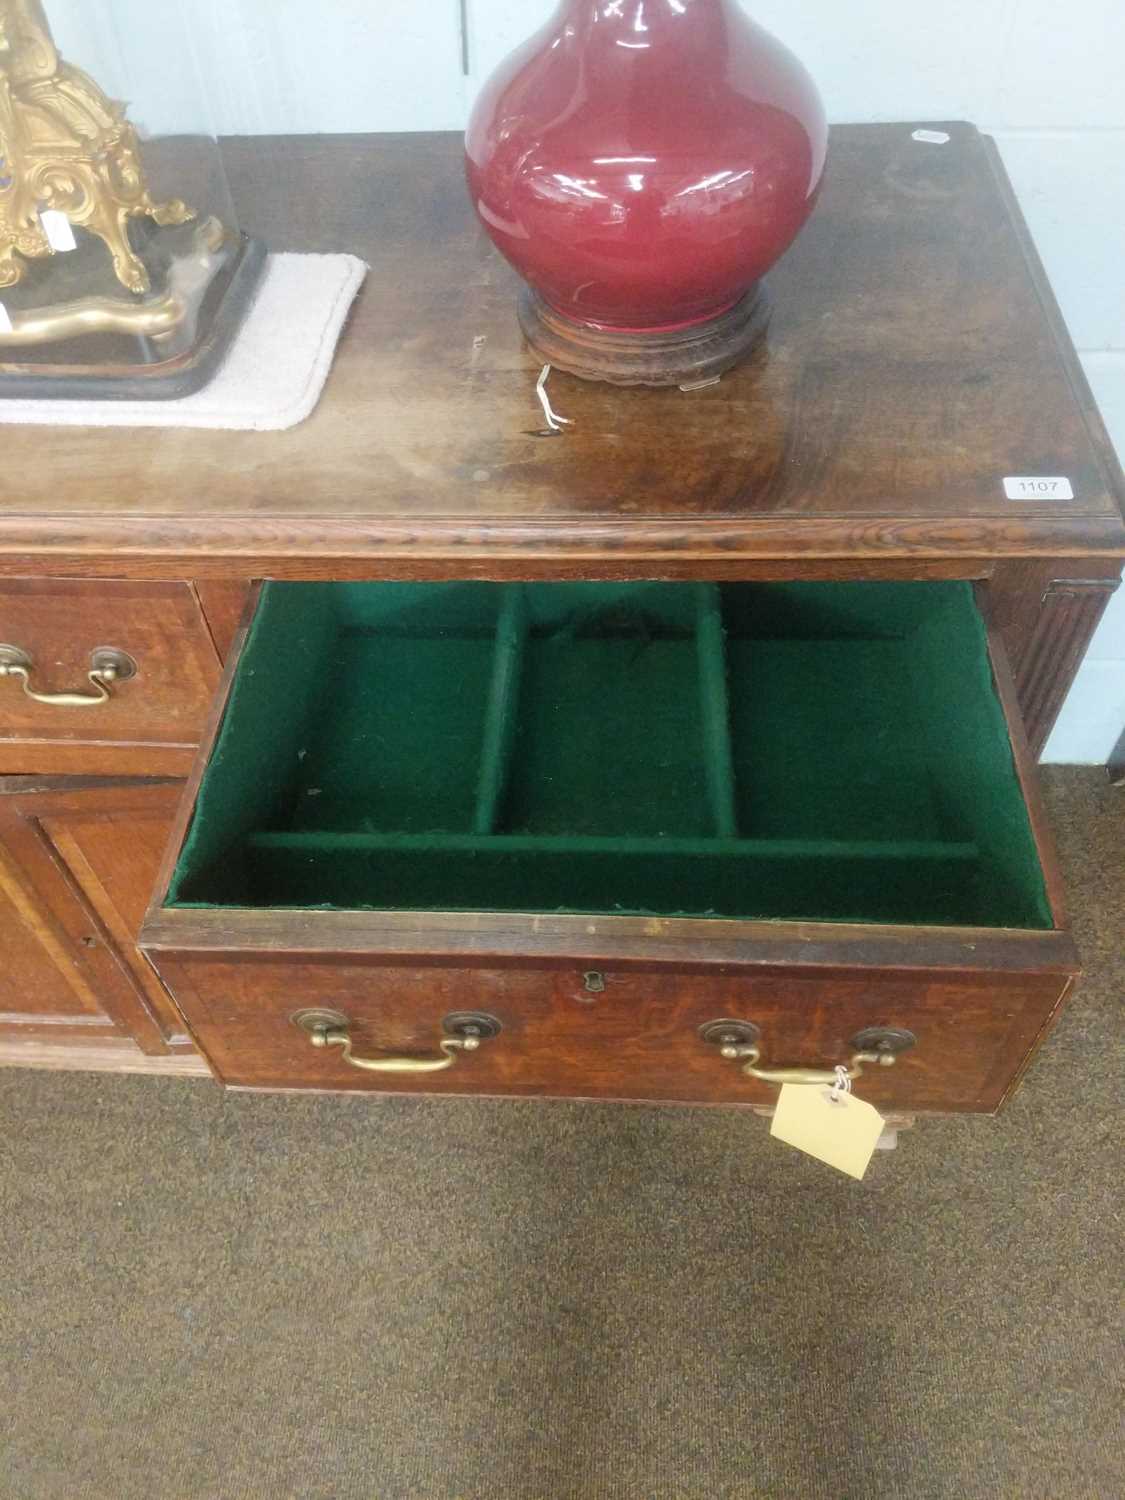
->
[829,1065,853,1103]
[536,364,573,433]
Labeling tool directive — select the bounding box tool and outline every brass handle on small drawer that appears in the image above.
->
[293,1008,501,1074]
[0,644,137,707]
[700,1021,916,1086]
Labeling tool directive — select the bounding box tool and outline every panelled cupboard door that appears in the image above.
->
[0,778,191,1054]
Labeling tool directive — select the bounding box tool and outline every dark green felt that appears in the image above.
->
[168,580,1053,929]
[241,833,982,926]
[731,639,939,843]
[696,585,738,837]
[473,585,528,835]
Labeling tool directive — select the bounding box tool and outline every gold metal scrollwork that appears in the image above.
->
[0,0,194,293]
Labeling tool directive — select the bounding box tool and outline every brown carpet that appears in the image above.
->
[2,768,1122,1500]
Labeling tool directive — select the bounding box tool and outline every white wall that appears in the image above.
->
[50,0,1125,761]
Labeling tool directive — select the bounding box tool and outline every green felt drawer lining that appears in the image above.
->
[166,579,1052,929]
[241,831,982,925]
[473,582,528,836]
[696,585,739,838]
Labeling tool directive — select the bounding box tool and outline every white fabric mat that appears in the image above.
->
[0,252,367,431]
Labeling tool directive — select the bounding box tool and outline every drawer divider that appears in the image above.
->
[695,584,738,838]
[246,831,981,860]
[239,830,983,921]
[473,584,529,835]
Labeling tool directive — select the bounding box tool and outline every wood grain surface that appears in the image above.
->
[0,124,1120,576]
[153,953,1071,1114]
[0,579,222,769]
[0,777,190,1052]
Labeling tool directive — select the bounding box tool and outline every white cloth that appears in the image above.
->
[0,252,367,432]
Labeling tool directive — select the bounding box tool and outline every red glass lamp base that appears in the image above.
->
[468,1,825,389]
[518,285,771,389]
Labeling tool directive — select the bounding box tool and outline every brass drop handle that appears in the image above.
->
[293,1008,501,1074]
[701,1021,916,1087]
[0,644,137,708]
[722,1045,895,1085]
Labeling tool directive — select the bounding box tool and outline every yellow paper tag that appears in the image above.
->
[770,1084,885,1180]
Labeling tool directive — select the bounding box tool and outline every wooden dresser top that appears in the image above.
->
[1,122,1122,579]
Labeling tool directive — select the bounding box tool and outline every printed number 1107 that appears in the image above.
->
[1003,477,1075,500]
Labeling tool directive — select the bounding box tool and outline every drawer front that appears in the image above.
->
[156,955,1070,1113]
[0,580,221,767]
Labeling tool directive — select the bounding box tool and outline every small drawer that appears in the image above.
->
[0,580,222,772]
[143,579,1079,1113]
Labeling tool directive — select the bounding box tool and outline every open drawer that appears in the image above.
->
[141,580,1078,1111]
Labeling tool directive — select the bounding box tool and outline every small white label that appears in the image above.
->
[913,129,951,145]
[0,302,11,335]
[1004,476,1075,501]
[39,209,77,252]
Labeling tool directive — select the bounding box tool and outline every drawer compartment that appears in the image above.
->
[165,580,1050,929]
[0,579,222,771]
[143,579,1077,1110]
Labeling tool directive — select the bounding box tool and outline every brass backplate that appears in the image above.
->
[851,1026,917,1057]
[699,1018,762,1050]
[0,644,32,672]
[90,648,138,681]
[292,1007,348,1035]
[443,1011,503,1041]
